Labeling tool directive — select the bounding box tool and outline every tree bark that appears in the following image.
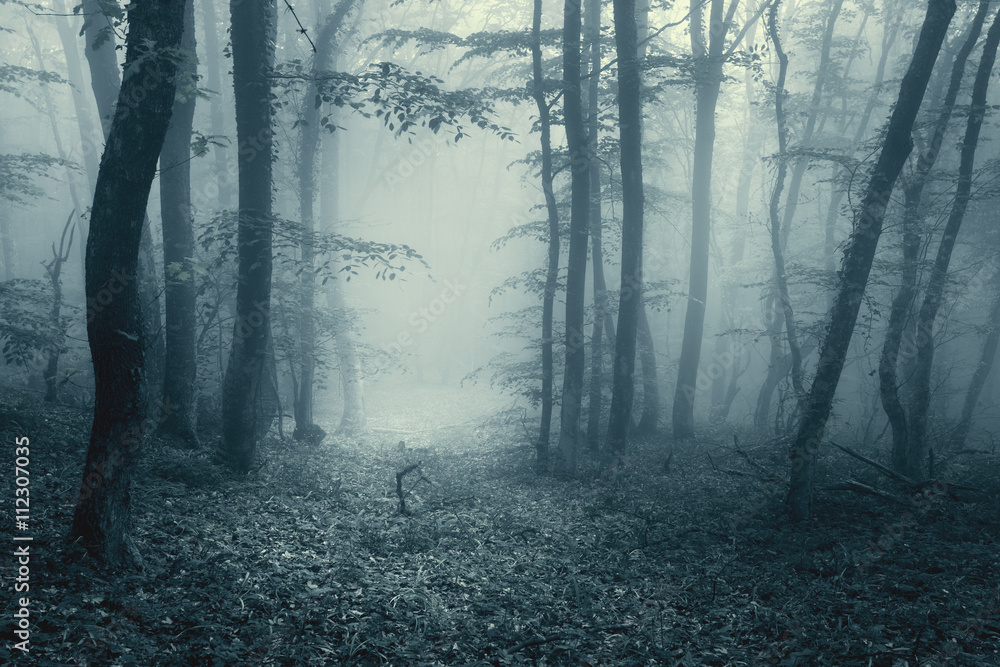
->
[880,0,990,474]
[158,0,199,447]
[786,0,956,521]
[220,0,278,474]
[80,0,166,412]
[607,0,644,454]
[531,0,561,466]
[905,5,1000,480]
[71,0,185,568]
[558,0,591,471]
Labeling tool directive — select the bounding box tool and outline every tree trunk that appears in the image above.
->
[81,0,121,139]
[634,301,659,435]
[220,0,278,474]
[672,0,733,439]
[777,0,843,250]
[951,283,1000,451]
[607,0,644,454]
[786,0,956,521]
[1,213,19,280]
[43,213,75,403]
[198,0,235,210]
[295,4,357,440]
[54,0,100,193]
[558,0,591,471]
[766,1,805,404]
[81,0,166,414]
[585,0,607,454]
[71,0,185,569]
[905,5,1000,480]
[159,0,199,447]
[531,0,560,466]
[880,0,990,473]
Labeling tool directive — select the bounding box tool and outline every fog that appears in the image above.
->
[2,0,1000,662]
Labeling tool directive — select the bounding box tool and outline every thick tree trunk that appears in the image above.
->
[71,0,185,569]
[951,284,1000,451]
[159,0,199,447]
[607,0,644,454]
[531,0,560,466]
[81,0,166,412]
[905,6,1000,480]
[558,0,591,471]
[786,0,956,521]
[220,0,278,474]
[880,0,990,474]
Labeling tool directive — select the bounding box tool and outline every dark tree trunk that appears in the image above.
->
[558,0,591,471]
[159,0,199,447]
[951,284,1000,451]
[531,0,560,466]
[585,0,607,454]
[220,0,278,474]
[880,0,990,474]
[81,0,166,412]
[607,0,644,454]
[786,0,956,521]
[71,0,185,569]
[905,5,1000,480]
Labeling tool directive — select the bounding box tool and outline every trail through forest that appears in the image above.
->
[1,383,998,665]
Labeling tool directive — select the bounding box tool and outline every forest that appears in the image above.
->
[1,0,999,663]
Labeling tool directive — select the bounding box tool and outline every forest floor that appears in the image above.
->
[1,380,999,666]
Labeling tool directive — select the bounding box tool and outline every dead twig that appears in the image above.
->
[395,461,422,515]
[827,441,919,486]
[822,479,910,506]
